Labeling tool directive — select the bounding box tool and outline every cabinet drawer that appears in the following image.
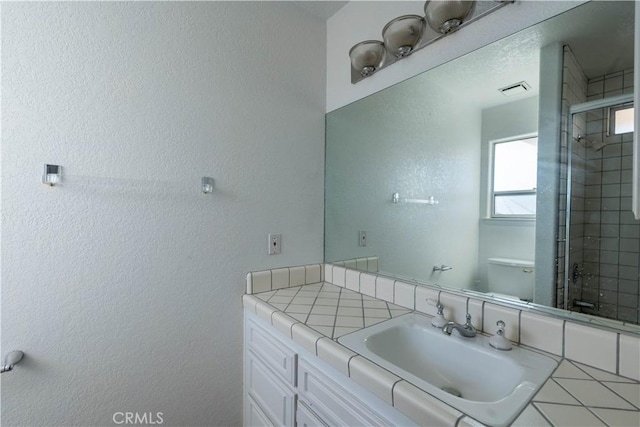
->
[296,401,328,427]
[245,394,275,427]
[247,318,297,386]
[246,351,296,427]
[298,359,391,427]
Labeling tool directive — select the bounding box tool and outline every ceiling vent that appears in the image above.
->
[499,81,531,97]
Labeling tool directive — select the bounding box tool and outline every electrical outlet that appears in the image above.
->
[359,230,367,247]
[268,234,281,255]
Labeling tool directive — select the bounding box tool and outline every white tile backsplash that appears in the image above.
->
[375,277,394,302]
[467,299,483,330]
[565,322,617,373]
[439,292,468,325]
[619,334,640,380]
[415,287,440,316]
[359,273,376,297]
[521,311,564,356]
[332,266,346,287]
[251,270,271,293]
[304,264,320,283]
[271,268,289,290]
[394,281,415,309]
[345,269,360,292]
[290,266,305,287]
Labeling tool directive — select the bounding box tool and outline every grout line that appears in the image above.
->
[585,406,612,427]
[549,379,587,409]
[346,354,357,377]
[518,309,522,344]
[616,333,620,375]
[600,381,640,411]
[390,379,402,407]
[288,321,298,339]
[374,276,378,299]
[313,335,322,356]
[569,360,599,381]
[412,285,417,311]
[393,281,397,304]
[269,269,273,291]
[562,320,566,358]
[532,402,561,427]
[357,271,362,293]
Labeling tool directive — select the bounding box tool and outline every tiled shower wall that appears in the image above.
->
[559,46,639,324]
[574,67,638,323]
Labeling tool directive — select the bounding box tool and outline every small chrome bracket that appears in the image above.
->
[201,177,215,194]
[43,164,62,186]
[1,350,25,373]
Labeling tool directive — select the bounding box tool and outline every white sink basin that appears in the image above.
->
[338,313,557,426]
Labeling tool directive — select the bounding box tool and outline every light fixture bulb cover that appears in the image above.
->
[382,15,425,58]
[424,0,476,34]
[349,40,386,77]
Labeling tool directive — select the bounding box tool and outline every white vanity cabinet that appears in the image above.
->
[243,310,416,427]
[244,315,297,426]
[297,359,395,426]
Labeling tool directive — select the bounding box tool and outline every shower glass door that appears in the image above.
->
[564,98,638,324]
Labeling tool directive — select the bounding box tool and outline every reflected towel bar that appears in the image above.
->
[392,192,439,205]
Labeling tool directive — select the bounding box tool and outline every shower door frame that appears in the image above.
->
[563,93,635,310]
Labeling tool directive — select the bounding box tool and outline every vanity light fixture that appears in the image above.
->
[201,177,214,194]
[424,0,476,34]
[350,1,513,84]
[382,15,425,58]
[349,41,386,78]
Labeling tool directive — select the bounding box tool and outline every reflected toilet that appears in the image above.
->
[487,258,534,301]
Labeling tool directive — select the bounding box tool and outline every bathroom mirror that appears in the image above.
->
[325,1,639,331]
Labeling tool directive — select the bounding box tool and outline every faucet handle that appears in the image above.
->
[465,313,472,326]
[427,299,448,328]
[489,320,512,351]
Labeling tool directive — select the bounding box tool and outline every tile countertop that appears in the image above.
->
[242,282,640,427]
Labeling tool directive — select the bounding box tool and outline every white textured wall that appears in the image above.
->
[477,97,539,291]
[1,2,325,426]
[325,76,481,288]
[326,1,585,112]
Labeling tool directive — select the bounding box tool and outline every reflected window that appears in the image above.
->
[611,106,634,135]
[491,136,538,217]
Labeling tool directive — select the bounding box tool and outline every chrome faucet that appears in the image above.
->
[442,313,476,338]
